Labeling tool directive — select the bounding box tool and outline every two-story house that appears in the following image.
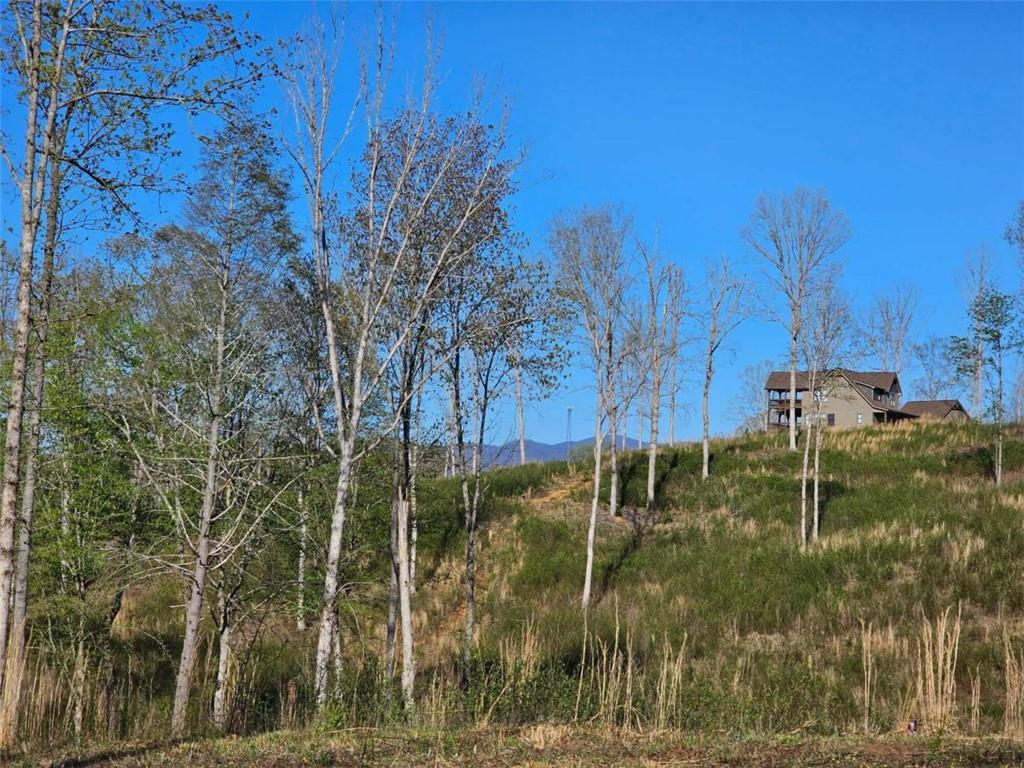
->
[764,369,918,430]
[764,370,972,430]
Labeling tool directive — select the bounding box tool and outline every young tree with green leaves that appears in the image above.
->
[0,0,263,719]
[951,283,1021,487]
[115,123,296,736]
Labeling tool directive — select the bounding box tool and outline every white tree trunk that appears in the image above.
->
[582,391,603,608]
[668,325,679,446]
[812,415,823,543]
[409,421,420,593]
[212,589,232,731]
[171,284,226,737]
[385,514,398,679]
[0,4,70,693]
[3,166,58,735]
[789,329,799,451]
[646,353,662,511]
[313,440,355,705]
[396,498,415,709]
[170,414,219,737]
[800,417,812,549]
[701,351,713,480]
[515,365,526,465]
[609,405,619,518]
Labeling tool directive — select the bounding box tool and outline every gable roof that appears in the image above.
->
[901,399,968,419]
[764,369,899,393]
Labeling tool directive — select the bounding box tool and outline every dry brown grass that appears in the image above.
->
[914,605,962,733]
[1004,632,1024,738]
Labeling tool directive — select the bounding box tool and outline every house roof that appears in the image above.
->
[764,369,899,393]
[901,399,968,419]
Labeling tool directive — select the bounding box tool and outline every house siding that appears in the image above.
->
[817,377,876,429]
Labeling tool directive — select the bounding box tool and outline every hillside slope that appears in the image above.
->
[462,421,1024,736]
[15,421,1024,754]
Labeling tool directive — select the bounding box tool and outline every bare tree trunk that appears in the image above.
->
[995,361,1004,488]
[463,382,489,676]
[582,388,603,608]
[385,509,398,679]
[609,406,619,518]
[212,588,232,731]
[668,324,678,446]
[701,347,713,480]
[409,402,421,593]
[789,327,799,451]
[296,489,307,631]
[72,619,86,741]
[396,497,414,710]
[171,287,226,737]
[0,185,37,693]
[171,425,217,736]
[515,365,526,465]
[996,429,1003,488]
[2,161,59,734]
[812,413,823,543]
[800,417,811,549]
[312,338,355,707]
[646,362,661,512]
[0,2,71,691]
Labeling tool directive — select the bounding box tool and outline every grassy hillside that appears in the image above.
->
[466,421,1024,736]
[15,421,1024,754]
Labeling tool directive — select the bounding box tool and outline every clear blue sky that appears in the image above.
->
[273,0,1019,445]
[6,1,1023,445]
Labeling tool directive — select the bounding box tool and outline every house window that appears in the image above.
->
[856,413,863,425]
[827,413,836,426]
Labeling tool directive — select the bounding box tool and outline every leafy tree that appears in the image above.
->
[950,284,1021,487]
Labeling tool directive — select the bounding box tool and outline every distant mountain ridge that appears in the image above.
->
[481,436,644,467]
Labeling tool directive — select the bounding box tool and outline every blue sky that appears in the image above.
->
[5,1,1023,445]
[292,1,1020,445]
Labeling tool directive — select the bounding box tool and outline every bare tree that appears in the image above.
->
[860,285,917,373]
[732,359,777,434]
[961,248,992,416]
[448,259,557,680]
[552,206,631,608]
[692,257,745,480]
[115,123,295,737]
[911,336,956,401]
[742,188,851,452]
[285,20,522,703]
[1005,200,1024,272]
[810,286,850,544]
[637,242,684,509]
[799,275,849,547]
